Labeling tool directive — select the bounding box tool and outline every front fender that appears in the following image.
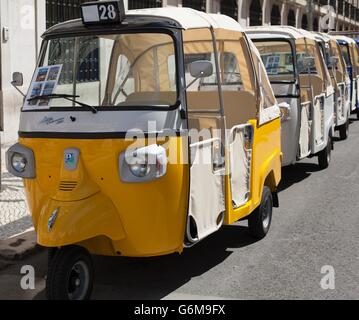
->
[37,192,126,247]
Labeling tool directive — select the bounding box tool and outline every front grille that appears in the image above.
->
[59,181,78,192]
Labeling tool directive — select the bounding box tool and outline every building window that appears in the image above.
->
[46,0,92,29]
[250,0,262,26]
[270,5,280,25]
[338,0,343,15]
[288,9,296,27]
[182,0,206,11]
[301,14,308,30]
[313,17,319,31]
[221,0,238,20]
[128,0,162,9]
[46,0,99,83]
[345,2,349,17]
[351,4,355,19]
[329,0,336,10]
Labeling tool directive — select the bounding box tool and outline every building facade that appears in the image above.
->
[1,0,359,145]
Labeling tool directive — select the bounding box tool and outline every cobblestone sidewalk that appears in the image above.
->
[0,146,32,240]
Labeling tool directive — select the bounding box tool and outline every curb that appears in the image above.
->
[0,230,42,271]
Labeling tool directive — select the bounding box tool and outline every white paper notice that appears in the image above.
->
[23,64,63,110]
[82,5,100,23]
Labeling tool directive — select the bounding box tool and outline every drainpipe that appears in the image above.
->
[0,0,3,191]
[34,0,39,56]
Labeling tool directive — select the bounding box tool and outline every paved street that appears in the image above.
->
[1,116,359,300]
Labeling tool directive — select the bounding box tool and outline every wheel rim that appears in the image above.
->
[262,198,271,229]
[67,260,90,300]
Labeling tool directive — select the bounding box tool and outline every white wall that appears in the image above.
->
[0,0,45,145]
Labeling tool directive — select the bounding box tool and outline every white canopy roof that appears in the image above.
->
[246,26,317,40]
[127,7,244,32]
[331,35,357,44]
[313,32,332,42]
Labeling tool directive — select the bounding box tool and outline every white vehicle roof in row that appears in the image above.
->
[331,35,357,44]
[246,26,317,40]
[313,32,332,42]
[127,7,244,32]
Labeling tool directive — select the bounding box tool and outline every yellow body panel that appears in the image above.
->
[20,137,189,257]
[224,118,282,225]
[19,117,281,257]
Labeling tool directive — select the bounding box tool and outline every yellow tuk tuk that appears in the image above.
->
[6,3,281,300]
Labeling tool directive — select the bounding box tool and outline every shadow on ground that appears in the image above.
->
[278,162,322,193]
[33,224,258,300]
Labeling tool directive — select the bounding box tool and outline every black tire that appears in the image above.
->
[248,186,273,239]
[46,246,94,300]
[339,119,349,140]
[47,248,58,269]
[318,134,332,169]
[357,109,359,120]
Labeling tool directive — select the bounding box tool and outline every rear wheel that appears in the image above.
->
[248,186,273,239]
[339,118,349,140]
[46,246,94,300]
[318,134,332,169]
[357,109,359,120]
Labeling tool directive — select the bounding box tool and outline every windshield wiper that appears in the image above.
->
[27,94,98,114]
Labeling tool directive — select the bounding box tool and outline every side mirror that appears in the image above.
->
[189,60,213,79]
[12,72,24,87]
[11,72,26,97]
[278,102,291,120]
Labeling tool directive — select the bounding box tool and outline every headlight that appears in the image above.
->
[279,106,290,120]
[278,102,291,121]
[11,153,27,173]
[129,162,150,178]
[120,145,168,183]
[6,143,35,179]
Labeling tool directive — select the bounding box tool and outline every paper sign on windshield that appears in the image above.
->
[23,64,63,110]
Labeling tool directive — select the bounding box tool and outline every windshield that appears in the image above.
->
[254,40,295,83]
[319,43,331,69]
[339,44,351,66]
[28,32,178,110]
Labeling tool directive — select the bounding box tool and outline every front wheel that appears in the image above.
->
[318,134,332,169]
[46,246,94,300]
[338,118,349,140]
[248,186,273,239]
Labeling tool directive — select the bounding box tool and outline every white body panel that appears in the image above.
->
[19,109,183,133]
[188,139,225,242]
[229,125,252,208]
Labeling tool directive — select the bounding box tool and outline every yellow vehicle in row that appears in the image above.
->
[6,2,281,300]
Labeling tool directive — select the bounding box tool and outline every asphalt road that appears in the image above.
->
[1,116,359,300]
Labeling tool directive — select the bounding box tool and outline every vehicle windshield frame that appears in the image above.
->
[338,42,352,67]
[24,27,182,112]
[252,37,297,84]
